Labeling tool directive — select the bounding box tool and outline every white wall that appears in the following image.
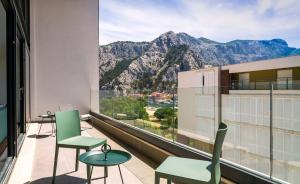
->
[177,68,220,141]
[222,93,300,183]
[177,87,216,141]
[30,0,99,118]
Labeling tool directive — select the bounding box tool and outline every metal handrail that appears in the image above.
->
[231,77,300,90]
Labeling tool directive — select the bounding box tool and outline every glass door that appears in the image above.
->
[1,0,29,181]
[0,0,7,173]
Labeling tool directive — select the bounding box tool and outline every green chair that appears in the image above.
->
[52,110,107,184]
[155,122,228,184]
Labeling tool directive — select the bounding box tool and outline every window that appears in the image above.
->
[238,72,250,89]
[277,69,292,89]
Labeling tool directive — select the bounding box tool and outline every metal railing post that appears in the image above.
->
[172,87,175,142]
[241,80,244,90]
[111,93,114,118]
[269,82,273,179]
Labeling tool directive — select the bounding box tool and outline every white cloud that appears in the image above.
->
[99,0,300,47]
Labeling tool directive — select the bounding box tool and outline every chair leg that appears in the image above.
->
[167,179,172,184]
[155,172,160,184]
[51,117,55,135]
[104,166,108,184]
[118,165,124,184]
[38,123,42,135]
[52,146,59,184]
[86,148,91,184]
[38,118,43,135]
[89,166,94,183]
[75,148,79,171]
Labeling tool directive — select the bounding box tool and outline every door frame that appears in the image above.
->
[2,0,17,158]
[0,0,29,182]
[16,27,26,137]
[1,0,28,158]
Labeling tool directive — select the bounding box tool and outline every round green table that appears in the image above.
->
[79,150,132,184]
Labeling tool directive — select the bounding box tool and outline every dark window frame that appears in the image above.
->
[0,0,29,182]
[2,0,17,159]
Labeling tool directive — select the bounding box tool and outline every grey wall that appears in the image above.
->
[30,0,99,118]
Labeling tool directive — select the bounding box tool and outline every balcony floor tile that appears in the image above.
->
[9,121,169,184]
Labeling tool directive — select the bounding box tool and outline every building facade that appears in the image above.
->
[178,55,300,183]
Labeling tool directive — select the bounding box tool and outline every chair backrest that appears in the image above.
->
[58,104,75,111]
[210,122,228,184]
[55,110,81,142]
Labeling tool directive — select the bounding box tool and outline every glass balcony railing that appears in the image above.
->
[231,77,300,90]
[92,84,300,184]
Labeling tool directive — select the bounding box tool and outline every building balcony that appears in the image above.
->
[230,78,300,90]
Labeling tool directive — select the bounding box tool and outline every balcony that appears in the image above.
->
[231,78,300,90]
[8,121,160,184]
[5,113,236,184]
[3,84,300,184]
[1,0,299,184]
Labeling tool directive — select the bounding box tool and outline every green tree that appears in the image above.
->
[138,106,149,120]
[154,107,176,127]
[154,107,173,119]
[100,95,149,120]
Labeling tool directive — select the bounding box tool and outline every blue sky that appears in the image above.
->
[99,0,300,47]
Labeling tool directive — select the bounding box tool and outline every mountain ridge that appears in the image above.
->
[99,31,299,90]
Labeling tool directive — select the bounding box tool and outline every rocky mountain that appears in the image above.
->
[99,31,299,90]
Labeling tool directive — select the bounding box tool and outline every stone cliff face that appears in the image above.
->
[99,31,299,90]
[99,41,150,78]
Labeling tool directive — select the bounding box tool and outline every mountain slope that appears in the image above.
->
[99,41,150,78]
[99,31,299,90]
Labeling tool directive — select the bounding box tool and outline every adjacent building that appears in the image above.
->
[178,55,300,183]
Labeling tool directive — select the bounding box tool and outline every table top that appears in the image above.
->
[38,114,55,118]
[79,150,131,167]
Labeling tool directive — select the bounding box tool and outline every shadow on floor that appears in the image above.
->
[27,134,51,139]
[30,174,86,184]
[89,121,159,169]
[81,127,93,131]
